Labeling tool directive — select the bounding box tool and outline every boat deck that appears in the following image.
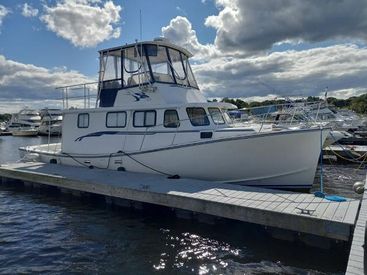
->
[0,162,360,242]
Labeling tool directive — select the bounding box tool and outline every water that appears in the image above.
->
[0,136,365,274]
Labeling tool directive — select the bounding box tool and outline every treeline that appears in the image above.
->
[215,93,367,114]
[327,94,367,114]
[0,113,11,122]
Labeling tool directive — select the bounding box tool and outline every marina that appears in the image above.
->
[1,1,367,273]
[0,38,366,273]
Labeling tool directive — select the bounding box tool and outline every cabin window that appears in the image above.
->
[101,54,122,89]
[77,113,89,128]
[186,108,210,126]
[150,46,175,83]
[185,60,198,89]
[208,108,225,125]
[164,110,180,128]
[106,111,127,128]
[122,46,151,88]
[168,48,186,86]
[133,110,156,127]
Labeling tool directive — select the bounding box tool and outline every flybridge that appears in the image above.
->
[97,38,199,107]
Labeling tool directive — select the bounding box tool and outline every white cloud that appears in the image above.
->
[162,16,218,60]
[160,6,367,100]
[0,99,64,114]
[40,0,122,47]
[205,0,367,53]
[320,89,366,100]
[192,44,367,99]
[21,3,39,17]
[0,5,10,31]
[0,55,94,106]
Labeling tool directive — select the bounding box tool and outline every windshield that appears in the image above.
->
[99,44,199,90]
[221,109,235,124]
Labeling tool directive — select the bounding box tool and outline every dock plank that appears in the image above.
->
[346,173,367,275]
[343,200,361,225]
[332,200,352,222]
[272,193,303,213]
[321,201,341,221]
[311,198,335,220]
[256,193,281,210]
[281,193,311,214]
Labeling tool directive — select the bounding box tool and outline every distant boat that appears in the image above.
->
[7,108,41,133]
[38,108,63,136]
[12,127,38,137]
[0,121,6,132]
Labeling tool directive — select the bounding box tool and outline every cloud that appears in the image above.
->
[160,8,367,100]
[162,16,217,60]
[40,0,122,47]
[0,55,94,105]
[0,5,10,31]
[205,0,367,53]
[193,44,367,99]
[175,6,187,16]
[21,3,39,17]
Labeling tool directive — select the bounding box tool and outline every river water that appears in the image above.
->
[0,135,365,274]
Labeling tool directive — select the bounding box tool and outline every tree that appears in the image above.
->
[218,93,367,114]
[0,114,11,122]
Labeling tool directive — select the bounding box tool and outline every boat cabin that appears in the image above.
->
[61,39,241,154]
[97,38,202,108]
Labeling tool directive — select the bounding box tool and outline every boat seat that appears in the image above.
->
[103,81,121,89]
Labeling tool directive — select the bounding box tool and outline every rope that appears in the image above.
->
[61,150,177,178]
[116,149,175,177]
[326,145,367,164]
[325,131,367,165]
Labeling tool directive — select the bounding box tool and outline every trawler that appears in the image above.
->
[38,109,63,136]
[20,38,329,189]
[7,108,41,132]
[7,108,41,136]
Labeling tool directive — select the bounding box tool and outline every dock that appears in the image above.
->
[346,174,367,275]
[324,144,367,161]
[0,162,361,244]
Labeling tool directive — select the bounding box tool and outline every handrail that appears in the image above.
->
[235,100,334,130]
[56,82,98,110]
[55,81,98,90]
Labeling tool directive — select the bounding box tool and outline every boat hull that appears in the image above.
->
[38,125,62,136]
[12,130,38,137]
[20,128,328,190]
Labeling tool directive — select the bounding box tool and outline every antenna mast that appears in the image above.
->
[139,9,142,41]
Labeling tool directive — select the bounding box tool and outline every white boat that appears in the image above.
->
[38,109,63,136]
[12,127,38,137]
[239,101,359,147]
[7,108,41,133]
[19,38,329,190]
[0,122,6,132]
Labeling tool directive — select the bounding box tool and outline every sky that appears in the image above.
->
[0,0,366,112]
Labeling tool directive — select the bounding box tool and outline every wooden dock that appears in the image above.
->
[324,144,367,161]
[0,162,360,243]
[346,174,367,275]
